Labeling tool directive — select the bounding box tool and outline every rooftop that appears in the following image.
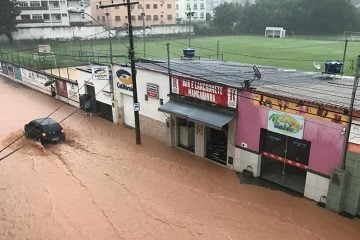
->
[137,59,358,110]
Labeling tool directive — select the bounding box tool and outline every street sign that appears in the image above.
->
[134,102,140,112]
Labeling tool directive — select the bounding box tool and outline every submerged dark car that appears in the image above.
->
[24,118,65,144]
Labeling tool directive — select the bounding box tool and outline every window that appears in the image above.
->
[21,15,31,20]
[153,15,158,21]
[176,4,178,10]
[146,4,150,9]
[167,4,171,8]
[193,4,197,10]
[146,15,151,21]
[167,15,172,20]
[32,14,43,20]
[96,5,98,9]
[102,16,105,21]
[61,13,67,17]
[52,1,59,8]
[115,6,119,9]
[19,2,29,7]
[97,16,100,21]
[115,16,121,21]
[138,15,143,20]
[30,1,41,7]
[138,4,142,9]
[186,3,190,10]
[43,14,50,21]
[52,13,61,21]
[153,4,157,9]
[200,12,204,19]
[200,3,204,10]
[131,16,135,21]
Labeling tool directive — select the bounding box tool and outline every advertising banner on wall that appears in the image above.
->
[92,66,109,81]
[268,110,305,139]
[171,75,237,108]
[56,79,68,98]
[6,64,15,78]
[350,120,360,145]
[67,82,79,102]
[1,62,8,74]
[21,68,49,89]
[114,68,133,93]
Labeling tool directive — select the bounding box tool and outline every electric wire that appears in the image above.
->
[0,82,110,162]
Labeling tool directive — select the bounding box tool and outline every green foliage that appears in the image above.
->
[212,0,360,35]
[0,0,20,42]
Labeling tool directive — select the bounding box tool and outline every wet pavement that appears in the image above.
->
[0,76,360,240]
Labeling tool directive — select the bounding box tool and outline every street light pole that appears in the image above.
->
[100,1,141,145]
[186,10,194,48]
[341,55,360,169]
[141,12,146,58]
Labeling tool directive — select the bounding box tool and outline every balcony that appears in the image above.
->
[18,6,48,10]
[16,19,45,24]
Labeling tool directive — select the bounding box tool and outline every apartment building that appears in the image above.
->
[16,0,87,27]
[175,0,207,23]
[91,0,176,29]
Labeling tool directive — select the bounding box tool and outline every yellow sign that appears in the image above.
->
[253,93,348,125]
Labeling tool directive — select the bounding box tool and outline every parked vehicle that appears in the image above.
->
[24,118,65,144]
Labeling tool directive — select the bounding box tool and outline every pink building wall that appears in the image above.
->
[236,92,344,176]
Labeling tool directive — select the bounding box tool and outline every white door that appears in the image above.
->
[123,94,135,128]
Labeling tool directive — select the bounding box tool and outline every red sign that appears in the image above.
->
[146,83,159,99]
[171,75,237,108]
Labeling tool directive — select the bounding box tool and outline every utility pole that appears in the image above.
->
[100,1,141,145]
[142,11,146,58]
[217,40,220,60]
[341,55,360,169]
[186,10,194,48]
[166,43,172,95]
[342,39,348,75]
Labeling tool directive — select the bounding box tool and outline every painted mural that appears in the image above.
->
[253,93,348,125]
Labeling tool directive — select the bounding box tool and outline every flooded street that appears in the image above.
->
[0,75,359,240]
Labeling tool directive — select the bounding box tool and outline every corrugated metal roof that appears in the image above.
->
[136,59,358,110]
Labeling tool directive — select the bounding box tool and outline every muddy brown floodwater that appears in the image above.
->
[0,76,359,240]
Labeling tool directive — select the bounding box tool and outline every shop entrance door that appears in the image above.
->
[206,126,228,165]
[86,85,96,114]
[260,129,310,193]
[177,118,195,152]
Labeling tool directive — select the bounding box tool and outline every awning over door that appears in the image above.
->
[159,100,234,130]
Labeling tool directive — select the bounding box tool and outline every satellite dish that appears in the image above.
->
[313,62,321,71]
[253,65,261,80]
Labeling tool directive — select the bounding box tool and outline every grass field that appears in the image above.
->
[1,35,360,75]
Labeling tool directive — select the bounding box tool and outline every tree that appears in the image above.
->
[0,0,20,42]
[213,3,242,34]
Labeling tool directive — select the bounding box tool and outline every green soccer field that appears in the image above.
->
[1,35,360,75]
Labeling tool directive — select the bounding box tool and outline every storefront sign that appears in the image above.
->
[146,83,159,98]
[253,93,348,125]
[92,66,110,81]
[115,69,133,92]
[350,120,360,145]
[172,75,237,108]
[268,110,304,139]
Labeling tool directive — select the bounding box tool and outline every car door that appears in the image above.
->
[32,123,42,139]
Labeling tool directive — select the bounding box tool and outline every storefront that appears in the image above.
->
[235,91,347,196]
[159,75,238,166]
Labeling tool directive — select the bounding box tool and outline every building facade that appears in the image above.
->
[16,0,87,27]
[176,0,207,23]
[91,0,176,29]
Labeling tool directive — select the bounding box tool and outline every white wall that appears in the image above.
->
[304,172,330,202]
[112,65,170,123]
[0,24,190,41]
[234,148,261,177]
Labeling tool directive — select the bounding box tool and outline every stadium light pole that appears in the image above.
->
[100,1,142,145]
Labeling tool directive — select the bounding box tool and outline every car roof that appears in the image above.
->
[33,118,59,126]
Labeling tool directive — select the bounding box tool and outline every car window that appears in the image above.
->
[43,124,61,132]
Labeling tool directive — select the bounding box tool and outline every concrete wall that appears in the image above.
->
[304,172,330,202]
[0,24,190,41]
[343,152,360,216]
